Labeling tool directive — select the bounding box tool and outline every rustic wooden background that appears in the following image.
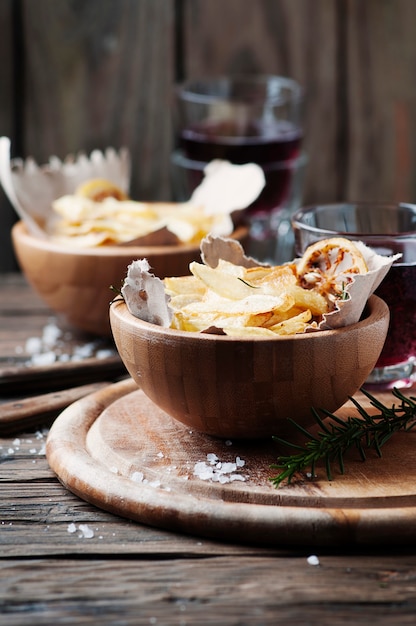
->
[1,0,415,271]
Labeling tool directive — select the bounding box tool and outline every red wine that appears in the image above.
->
[179,119,303,215]
[374,264,416,367]
[180,119,302,164]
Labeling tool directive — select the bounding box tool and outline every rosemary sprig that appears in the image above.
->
[237,277,259,288]
[271,387,416,488]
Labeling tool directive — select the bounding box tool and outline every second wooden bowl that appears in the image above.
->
[12,220,248,336]
[110,295,389,439]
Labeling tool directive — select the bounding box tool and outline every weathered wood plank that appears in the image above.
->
[1,555,416,625]
[182,0,416,207]
[346,0,416,203]
[181,0,339,205]
[20,0,175,203]
[0,0,18,272]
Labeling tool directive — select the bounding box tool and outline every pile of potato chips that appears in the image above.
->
[163,237,369,336]
[165,261,326,336]
[51,195,233,247]
[51,185,236,249]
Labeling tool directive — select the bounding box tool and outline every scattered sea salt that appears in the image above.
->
[131,471,144,483]
[193,453,247,484]
[67,523,77,534]
[31,351,56,366]
[78,524,94,539]
[17,319,118,366]
[37,443,46,455]
[96,348,114,359]
[307,555,320,566]
[25,336,43,354]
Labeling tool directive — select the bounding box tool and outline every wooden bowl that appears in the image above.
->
[109,295,390,439]
[12,220,248,336]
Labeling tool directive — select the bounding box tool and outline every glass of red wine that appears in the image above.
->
[172,75,305,261]
[292,202,416,389]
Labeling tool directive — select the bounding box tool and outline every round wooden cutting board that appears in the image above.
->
[46,378,416,547]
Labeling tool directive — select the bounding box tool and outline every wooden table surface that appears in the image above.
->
[1,273,416,625]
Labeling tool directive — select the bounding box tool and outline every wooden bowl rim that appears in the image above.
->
[110,294,389,343]
[12,220,248,258]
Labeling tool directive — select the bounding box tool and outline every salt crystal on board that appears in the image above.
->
[307,555,320,566]
[193,455,247,484]
[131,471,144,483]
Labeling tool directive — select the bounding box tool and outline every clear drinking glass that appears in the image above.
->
[171,149,308,263]
[172,75,305,262]
[292,202,416,389]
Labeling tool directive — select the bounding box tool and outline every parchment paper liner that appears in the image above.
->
[0,136,130,237]
[121,235,399,332]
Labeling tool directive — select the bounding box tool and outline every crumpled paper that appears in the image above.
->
[0,136,130,237]
[0,137,266,246]
[316,240,399,329]
[121,235,399,332]
[120,258,172,326]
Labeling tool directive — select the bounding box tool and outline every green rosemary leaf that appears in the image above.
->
[325,455,332,481]
[311,408,331,434]
[338,449,345,475]
[237,277,259,288]
[271,387,416,488]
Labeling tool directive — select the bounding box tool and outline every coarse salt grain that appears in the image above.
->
[96,348,114,359]
[307,555,320,566]
[38,443,46,455]
[193,454,247,484]
[25,337,43,354]
[31,351,56,366]
[78,524,94,539]
[67,522,77,534]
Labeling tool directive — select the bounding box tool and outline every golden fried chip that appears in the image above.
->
[189,261,256,300]
[268,310,313,335]
[164,275,205,296]
[284,285,329,316]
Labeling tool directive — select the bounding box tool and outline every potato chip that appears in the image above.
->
[50,178,235,247]
[160,235,369,336]
[164,275,206,296]
[268,310,313,335]
[283,284,329,316]
[189,261,255,300]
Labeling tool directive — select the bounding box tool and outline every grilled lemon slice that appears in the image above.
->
[296,237,368,299]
